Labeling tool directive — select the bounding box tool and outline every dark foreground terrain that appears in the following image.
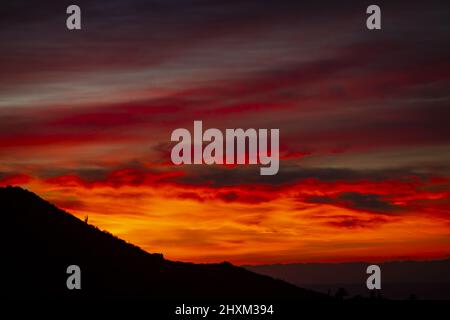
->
[246,258,450,300]
[1,186,326,300]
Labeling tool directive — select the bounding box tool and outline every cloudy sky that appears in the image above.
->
[1,0,449,264]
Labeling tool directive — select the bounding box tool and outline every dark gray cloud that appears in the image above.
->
[305,192,402,214]
[166,162,435,188]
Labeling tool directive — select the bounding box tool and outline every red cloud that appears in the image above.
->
[0,173,32,186]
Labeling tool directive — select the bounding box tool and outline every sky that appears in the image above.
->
[1,0,449,264]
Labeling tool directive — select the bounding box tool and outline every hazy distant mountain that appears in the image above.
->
[245,259,450,300]
[1,186,326,300]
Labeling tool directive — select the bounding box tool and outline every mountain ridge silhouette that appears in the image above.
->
[1,186,326,300]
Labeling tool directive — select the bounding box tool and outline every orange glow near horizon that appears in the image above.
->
[7,173,448,265]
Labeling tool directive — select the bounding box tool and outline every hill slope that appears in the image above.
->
[1,186,326,300]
